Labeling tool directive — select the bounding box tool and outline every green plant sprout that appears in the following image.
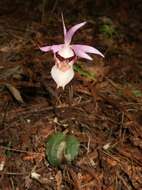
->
[46,132,80,167]
[74,62,96,80]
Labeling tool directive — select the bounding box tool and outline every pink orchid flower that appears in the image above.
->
[40,15,104,89]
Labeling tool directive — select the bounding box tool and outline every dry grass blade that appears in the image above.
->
[55,170,62,190]
[5,83,24,103]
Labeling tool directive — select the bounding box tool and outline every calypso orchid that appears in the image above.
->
[40,15,104,89]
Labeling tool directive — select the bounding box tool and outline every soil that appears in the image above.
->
[0,1,142,190]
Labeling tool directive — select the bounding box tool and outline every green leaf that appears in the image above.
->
[99,22,117,39]
[64,135,80,162]
[74,64,96,80]
[132,89,142,97]
[46,132,65,166]
[46,133,80,166]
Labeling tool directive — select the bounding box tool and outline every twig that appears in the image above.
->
[105,77,122,90]
[0,172,28,176]
[6,99,92,123]
[10,177,15,190]
[117,173,132,190]
[50,0,59,14]
[0,102,10,128]
[41,0,48,24]
[0,145,43,155]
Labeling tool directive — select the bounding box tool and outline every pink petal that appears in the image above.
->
[73,48,93,60]
[72,44,104,57]
[40,44,63,53]
[40,46,51,52]
[51,44,64,53]
[61,13,67,39]
[65,22,86,45]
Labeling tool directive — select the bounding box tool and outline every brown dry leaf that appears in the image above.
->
[131,137,142,148]
[122,87,135,99]
[23,152,44,162]
[78,172,93,183]
[5,83,24,103]
[69,168,81,190]
[55,170,62,190]
[106,157,118,167]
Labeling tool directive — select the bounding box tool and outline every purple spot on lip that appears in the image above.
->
[55,51,76,63]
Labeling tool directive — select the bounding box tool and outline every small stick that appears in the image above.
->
[0,171,28,176]
[0,145,43,155]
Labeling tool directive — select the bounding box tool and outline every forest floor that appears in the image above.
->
[0,1,142,190]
